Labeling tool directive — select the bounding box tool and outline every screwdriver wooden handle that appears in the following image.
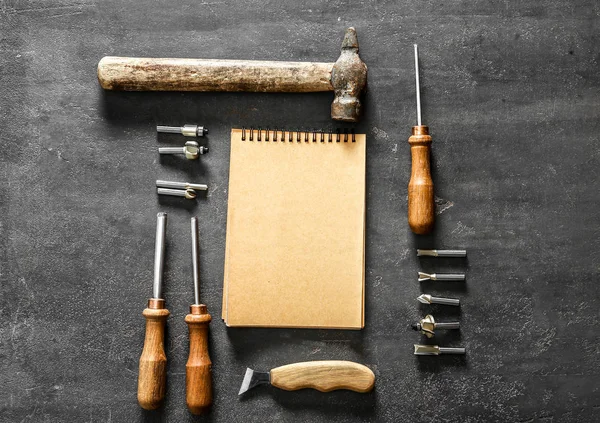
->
[270,361,375,393]
[138,299,170,410]
[408,125,434,234]
[185,304,212,414]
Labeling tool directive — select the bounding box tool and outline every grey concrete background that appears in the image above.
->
[1,0,599,422]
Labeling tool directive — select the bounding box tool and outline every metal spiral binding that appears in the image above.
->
[241,128,356,143]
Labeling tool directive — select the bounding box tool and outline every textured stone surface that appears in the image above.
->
[1,1,599,422]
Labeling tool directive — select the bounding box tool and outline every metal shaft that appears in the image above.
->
[435,273,466,281]
[158,146,185,154]
[191,217,200,305]
[439,347,466,355]
[431,296,460,306]
[157,125,182,134]
[414,44,421,126]
[435,322,460,330]
[153,213,167,299]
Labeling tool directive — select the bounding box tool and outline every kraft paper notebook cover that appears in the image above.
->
[223,128,366,329]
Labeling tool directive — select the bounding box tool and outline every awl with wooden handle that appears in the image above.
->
[185,217,213,414]
[238,361,375,395]
[138,213,170,410]
[408,44,434,234]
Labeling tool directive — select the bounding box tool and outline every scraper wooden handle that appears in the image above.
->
[408,125,434,234]
[270,361,375,393]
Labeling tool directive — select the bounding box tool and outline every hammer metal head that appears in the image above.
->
[330,27,368,122]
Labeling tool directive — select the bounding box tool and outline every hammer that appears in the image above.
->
[97,28,367,122]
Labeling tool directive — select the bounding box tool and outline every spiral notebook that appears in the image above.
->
[223,128,366,329]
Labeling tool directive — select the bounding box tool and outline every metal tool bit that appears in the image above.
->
[418,272,465,282]
[417,249,467,257]
[157,188,197,200]
[417,294,460,306]
[413,344,466,356]
[159,141,208,160]
[412,315,460,338]
[156,180,208,191]
[157,124,208,137]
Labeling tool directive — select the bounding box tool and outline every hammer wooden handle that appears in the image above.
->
[185,304,212,414]
[270,361,375,393]
[408,125,434,234]
[98,57,333,92]
[138,303,169,410]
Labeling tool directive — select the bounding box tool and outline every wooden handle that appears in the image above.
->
[408,125,434,234]
[185,304,212,414]
[270,361,375,393]
[138,299,169,410]
[97,56,333,92]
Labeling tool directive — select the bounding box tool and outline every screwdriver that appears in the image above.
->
[138,213,170,410]
[185,217,213,414]
[408,44,434,234]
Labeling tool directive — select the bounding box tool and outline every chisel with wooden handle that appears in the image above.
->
[238,361,375,395]
[138,213,170,410]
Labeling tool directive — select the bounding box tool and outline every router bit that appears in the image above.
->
[185,217,213,414]
[159,141,208,160]
[157,124,208,137]
[156,180,208,191]
[156,180,208,200]
[138,213,170,410]
[418,272,465,282]
[412,315,460,338]
[417,249,467,258]
[414,344,466,356]
[157,188,197,200]
[417,294,460,306]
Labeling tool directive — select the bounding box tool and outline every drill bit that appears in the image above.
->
[418,272,465,282]
[417,294,460,306]
[413,345,466,356]
[417,249,467,257]
[157,124,208,137]
[412,315,460,338]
